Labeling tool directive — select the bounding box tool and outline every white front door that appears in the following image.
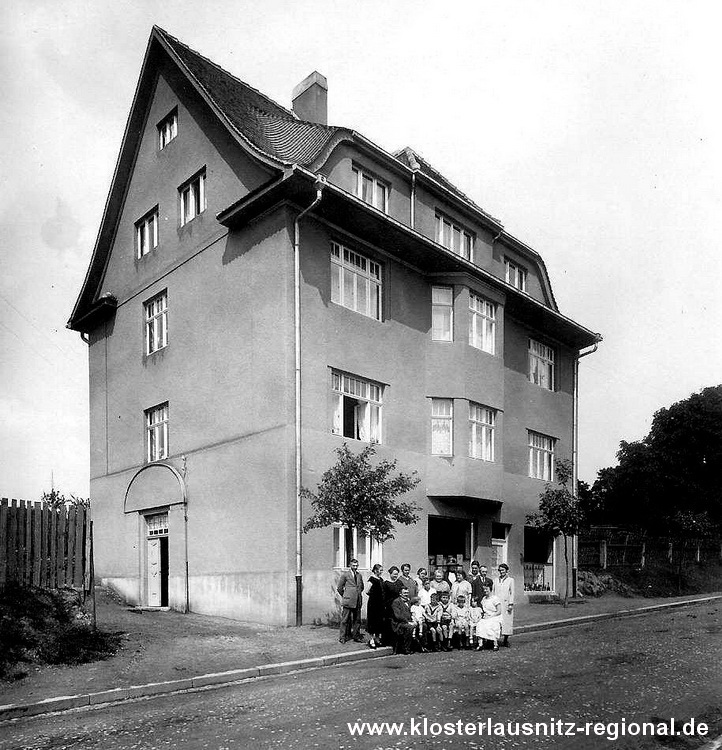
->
[147,537,162,606]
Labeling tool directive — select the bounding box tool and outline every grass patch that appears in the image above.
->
[0,583,122,680]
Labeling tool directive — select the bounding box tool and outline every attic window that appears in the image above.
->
[158,109,178,150]
[504,257,527,292]
[136,207,159,259]
[435,213,474,262]
[179,170,206,226]
[352,166,388,213]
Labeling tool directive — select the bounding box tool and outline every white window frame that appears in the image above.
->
[157,109,178,150]
[179,170,206,226]
[529,339,555,390]
[330,242,382,321]
[528,430,555,481]
[135,207,159,259]
[145,402,169,463]
[333,524,383,569]
[146,512,169,537]
[331,370,382,444]
[144,291,168,355]
[435,213,474,262]
[469,293,496,354]
[504,257,527,291]
[431,398,453,456]
[352,166,388,213]
[491,526,509,567]
[431,286,453,342]
[469,403,495,461]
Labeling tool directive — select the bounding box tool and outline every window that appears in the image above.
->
[352,166,388,212]
[146,512,169,537]
[491,523,509,567]
[431,398,453,455]
[332,371,382,443]
[179,170,206,226]
[431,286,453,341]
[435,214,474,261]
[144,291,168,355]
[469,403,495,461]
[529,339,555,390]
[145,403,169,462]
[469,293,496,354]
[528,430,555,481]
[157,109,178,150]
[135,207,159,259]
[504,257,527,291]
[333,525,383,569]
[330,242,382,321]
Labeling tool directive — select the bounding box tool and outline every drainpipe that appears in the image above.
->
[572,338,600,596]
[410,171,416,229]
[293,175,325,626]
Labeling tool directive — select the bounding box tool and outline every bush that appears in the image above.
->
[0,584,122,680]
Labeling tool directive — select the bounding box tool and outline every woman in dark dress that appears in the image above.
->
[381,566,404,646]
[365,563,385,649]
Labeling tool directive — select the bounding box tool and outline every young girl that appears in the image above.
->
[468,596,484,649]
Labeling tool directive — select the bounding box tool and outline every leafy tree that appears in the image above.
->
[590,385,722,533]
[302,443,420,543]
[40,490,90,510]
[526,459,585,607]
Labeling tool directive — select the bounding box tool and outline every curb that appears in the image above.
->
[0,647,393,722]
[2,593,720,722]
[515,593,722,635]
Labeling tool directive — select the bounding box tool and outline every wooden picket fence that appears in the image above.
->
[0,498,92,592]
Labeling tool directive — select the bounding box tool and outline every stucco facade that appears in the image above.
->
[69,27,600,625]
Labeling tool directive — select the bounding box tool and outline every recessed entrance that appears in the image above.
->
[428,516,472,573]
[145,512,169,607]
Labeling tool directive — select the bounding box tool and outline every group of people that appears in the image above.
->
[337,559,515,656]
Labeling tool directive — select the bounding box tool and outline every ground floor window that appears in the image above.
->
[333,525,382,569]
[427,516,472,574]
[523,526,555,591]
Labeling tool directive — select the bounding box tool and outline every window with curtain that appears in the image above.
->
[469,293,495,354]
[528,430,555,480]
[528,339,555,390]
[469,403,495,461]
[431,398,453,455]
[331,371,382,443]
[431,286,453,341]
[330,242,382,321]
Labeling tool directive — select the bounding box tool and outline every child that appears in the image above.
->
[424,591,442,651]
[468,596,483,649]
[452,594,471,649]
[409,596,426,651]
[437,592,455,651]
[418,579,433,608]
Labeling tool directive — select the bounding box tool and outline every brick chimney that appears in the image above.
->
[292,71,328,125]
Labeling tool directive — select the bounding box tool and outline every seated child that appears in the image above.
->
[409,596,426,650]
[437,592,455,651]
[424,591,442,650]
[468,596,484,649]
[418,579,433,608]
[452,594,472,649]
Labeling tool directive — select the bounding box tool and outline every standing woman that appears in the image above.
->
[365,564,385,649]
[493,563,514,647]
[381,566,404,646]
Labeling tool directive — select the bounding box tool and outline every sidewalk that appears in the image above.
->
[1,587,720,719]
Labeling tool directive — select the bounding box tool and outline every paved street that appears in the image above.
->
[2,602,720,750]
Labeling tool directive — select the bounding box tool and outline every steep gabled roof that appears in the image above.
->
[155,27,341,167]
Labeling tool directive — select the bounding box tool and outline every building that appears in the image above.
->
[68,27,601,625]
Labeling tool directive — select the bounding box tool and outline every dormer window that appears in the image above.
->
[352,166,388,212]
[158,109,178,150]
[435,213,474,262]
[504,257,527,292]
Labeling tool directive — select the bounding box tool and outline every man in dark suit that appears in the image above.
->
[337,558,365,643]
[391,586,416,654]
[469,561,494,603]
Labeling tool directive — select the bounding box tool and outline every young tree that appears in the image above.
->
[302,443,420,543]
[40,490,90,509]
[526,459,585,607]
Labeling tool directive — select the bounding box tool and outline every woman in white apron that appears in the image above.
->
[493,563,514,647]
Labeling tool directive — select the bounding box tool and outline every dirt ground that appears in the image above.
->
[1,587,719,708]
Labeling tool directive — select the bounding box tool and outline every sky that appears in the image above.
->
[1,0,720,500]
